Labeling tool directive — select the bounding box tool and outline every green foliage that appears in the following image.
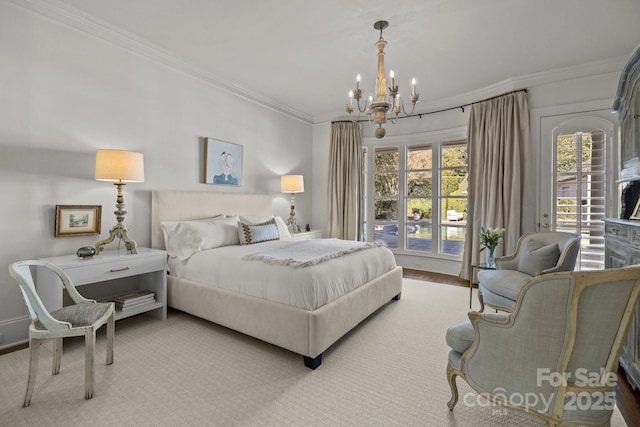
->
[556,133,593,173]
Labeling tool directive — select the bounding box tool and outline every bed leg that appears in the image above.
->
[303,354,322,369]
[392,292,401,301]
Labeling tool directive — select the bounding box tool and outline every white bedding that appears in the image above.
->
[168,238,397,311]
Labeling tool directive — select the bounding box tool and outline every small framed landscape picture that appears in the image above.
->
[204,137,243,186]
[55,205,102,237]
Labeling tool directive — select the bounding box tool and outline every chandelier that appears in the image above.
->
[346,20,419,139]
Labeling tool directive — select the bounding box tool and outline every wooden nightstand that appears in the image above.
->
[294,229,322,239]
[36,248,167,321]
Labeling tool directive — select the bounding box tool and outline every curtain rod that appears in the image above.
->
[331,88,528,124]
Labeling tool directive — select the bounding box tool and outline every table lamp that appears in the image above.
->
[281,175,304,234]
[94,149,144,254]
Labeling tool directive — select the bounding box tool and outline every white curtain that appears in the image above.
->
[460,91,530,280]
[327,122,363,240]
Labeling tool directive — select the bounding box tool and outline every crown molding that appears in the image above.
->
[7,0,313,124]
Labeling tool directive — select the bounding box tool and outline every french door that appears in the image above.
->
[539,111,617,270]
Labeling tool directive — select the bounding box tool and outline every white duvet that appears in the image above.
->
[168,238,397,311]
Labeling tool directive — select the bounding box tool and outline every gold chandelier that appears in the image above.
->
[346,20,419,139]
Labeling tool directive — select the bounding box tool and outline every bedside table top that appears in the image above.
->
[38,247,166,268]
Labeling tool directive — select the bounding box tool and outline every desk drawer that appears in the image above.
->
[64,256,164,286]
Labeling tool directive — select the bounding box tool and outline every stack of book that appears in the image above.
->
[113,289,155,311]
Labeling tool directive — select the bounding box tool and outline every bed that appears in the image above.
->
[151,191,403,368]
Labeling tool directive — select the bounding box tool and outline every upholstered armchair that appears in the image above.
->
[446,267,640,426]
[478,231,580,312]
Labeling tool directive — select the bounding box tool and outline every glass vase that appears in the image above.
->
[486,247,496,268]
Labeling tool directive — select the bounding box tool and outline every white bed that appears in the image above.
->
[151,191,403,368]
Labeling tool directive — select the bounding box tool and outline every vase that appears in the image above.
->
[486,247,496,268]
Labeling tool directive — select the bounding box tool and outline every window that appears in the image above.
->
[555,130,606,269]
[406,146,433,251]
[373,148,399,248]
[369,140,467,256]
[440,142,467,256]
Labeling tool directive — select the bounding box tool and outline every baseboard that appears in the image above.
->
[0,315,30,350]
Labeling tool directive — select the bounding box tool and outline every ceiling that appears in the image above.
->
[49,0,640,123]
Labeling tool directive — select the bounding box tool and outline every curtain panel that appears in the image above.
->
[460,91,530,280]
[327,122,363,240]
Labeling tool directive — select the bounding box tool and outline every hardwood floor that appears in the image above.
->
[403,268,640,425]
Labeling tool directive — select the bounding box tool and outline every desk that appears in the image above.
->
[470,263,495,309]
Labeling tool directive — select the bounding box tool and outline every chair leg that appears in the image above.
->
[477,289,485,313]
[24,339,42,407]
[106,311,114,365]
[446,363,459,410]
[52,338,63,375]
[84,327,96,400]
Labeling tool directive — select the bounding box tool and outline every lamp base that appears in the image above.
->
[95,223,138,254]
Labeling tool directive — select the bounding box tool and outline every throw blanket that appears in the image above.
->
[243,238,384,268]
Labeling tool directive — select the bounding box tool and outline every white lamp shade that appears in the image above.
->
[281,175,304,193]
[95,149,145,183]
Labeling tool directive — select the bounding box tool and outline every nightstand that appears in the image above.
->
[36,247,167,320]
[294,229,322,239]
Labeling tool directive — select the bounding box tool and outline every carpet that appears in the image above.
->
[0,279,627,426]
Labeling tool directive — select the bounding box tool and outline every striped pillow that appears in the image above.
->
[238,218,280,245]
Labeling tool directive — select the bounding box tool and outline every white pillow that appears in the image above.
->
[238,215,292,239]
[162,215,240,260]
[238,218,280,245]
[161,215,225,248]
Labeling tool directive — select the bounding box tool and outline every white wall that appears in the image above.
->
[311,67,624,277]
[0,2,313,348]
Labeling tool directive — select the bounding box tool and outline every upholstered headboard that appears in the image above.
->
[151,191,274,250]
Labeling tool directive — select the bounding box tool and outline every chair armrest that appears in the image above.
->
[537,266,560,276]
[495,255,518,270]
[468,311,510,326]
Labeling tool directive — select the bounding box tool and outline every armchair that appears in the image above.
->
[446,267,640,426]
[478,231,580,312]
[9,260,115,406]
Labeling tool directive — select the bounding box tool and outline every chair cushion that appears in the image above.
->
[478,269,532,300]
[517,239,560,276]
[36,303,113,330]
[446,321,475,354]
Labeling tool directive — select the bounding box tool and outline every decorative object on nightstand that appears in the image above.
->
[281,174,304,234]
[76,246,96,259]
[94,149,144,254]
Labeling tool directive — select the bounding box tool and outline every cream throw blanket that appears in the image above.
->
[243,238,384,268]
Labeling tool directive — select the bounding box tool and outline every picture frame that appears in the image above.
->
[55,205,102,237]
[204,138,243,186]
[630,198,640,220]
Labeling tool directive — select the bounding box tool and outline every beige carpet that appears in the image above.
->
[0,279,627,426]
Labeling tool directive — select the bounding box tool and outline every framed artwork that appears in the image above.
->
[631,198,640,220]
[55,205,102,237]
[204,138,243,186]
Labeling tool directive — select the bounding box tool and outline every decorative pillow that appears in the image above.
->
[239,215,292,239]
[517,239,560,276]
[238,218,280,245]
[161,215,240,260]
